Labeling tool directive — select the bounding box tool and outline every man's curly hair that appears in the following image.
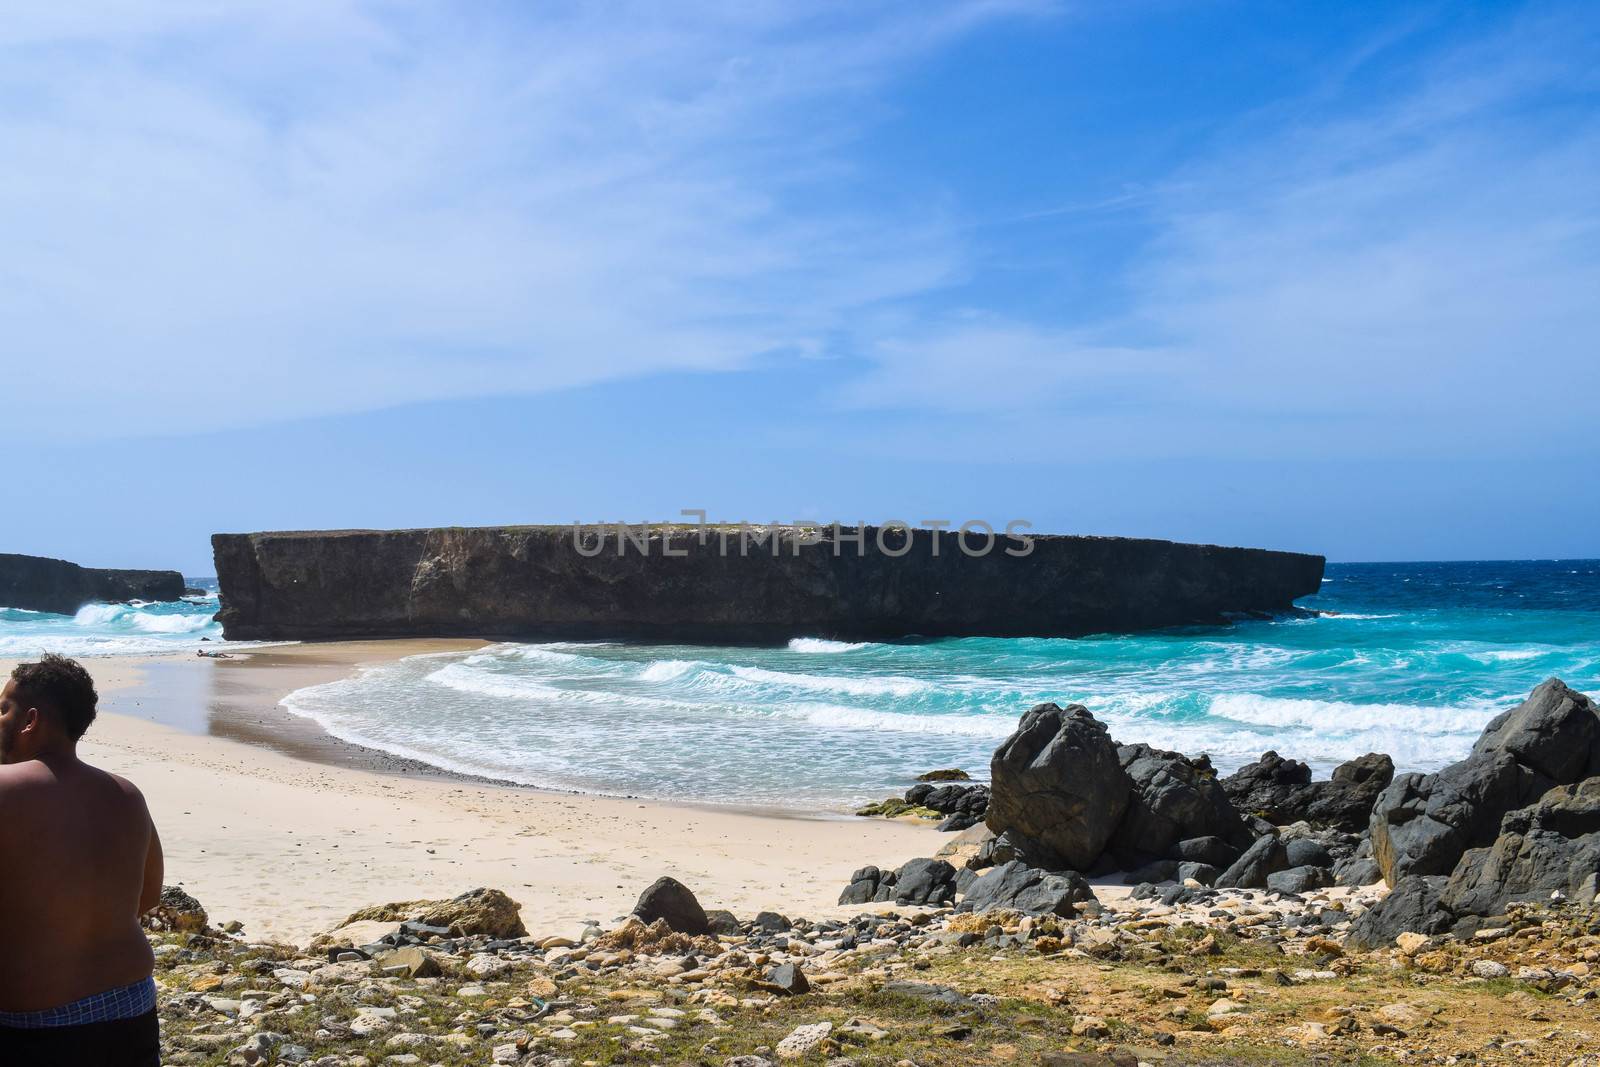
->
[10,653,99,740]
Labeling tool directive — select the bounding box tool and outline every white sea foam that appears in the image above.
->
[787,637,869,653]
[1205,692,1498,734]
[1470,648,1544,663]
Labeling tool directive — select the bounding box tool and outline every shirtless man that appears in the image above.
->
[0,654,163,1066]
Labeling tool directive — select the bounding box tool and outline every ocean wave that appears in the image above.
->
[787,637,870,653]
[639,659,698,682]
[73,603,215,634]
[425,662,709,711]
[729,665,935,698]
[771,702,1016,738]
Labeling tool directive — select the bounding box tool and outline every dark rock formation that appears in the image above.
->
[1172,836,1242,867]
[211,527,1324,642]
[1306,753,1395,832]
[1214,833,1289,890]
[1371,680,1600,884]
[838,867,886,906]
[904,781,990,832]
[890,858,958,906]
[1346,875,1455,950]
[956,860,1095,917]
[1222,750,1393,833]
[986,703,1131,871]
[0,552,186,616]
[704,909,742,936]
[1222,751,1311,822]
[1441,777,1600,917]
[1267,864,1335,895]
[633,877,710,935]
[1108,744,1252,864]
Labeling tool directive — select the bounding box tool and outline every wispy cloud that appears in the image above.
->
[843,8,1600,459]
[0,1,1050,434]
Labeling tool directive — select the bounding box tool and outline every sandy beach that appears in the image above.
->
[1,643,941,944]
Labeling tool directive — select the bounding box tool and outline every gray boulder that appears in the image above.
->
[1335,838,1383,886]
[1109,744,1252,864]
[1304,753,1394,832]
[704,909,742,936]
[1267,864,1335,895]
[956,860,1095,917]
[1284,837,1332,868]
[1472,680,1600,782]
[633,876,710,935]
[1223,750,1393,833]
[1372,680,1598,884]
[837,866,886,906]
[1346,875,1454,950]
[891,858,957,906]
[1441,777,1600,917]
[1177,861,1220,886]
[1222,750,1311,822]
[1214,833,1289,889]
[986,703,1131,871]
[1172,835,1241,867]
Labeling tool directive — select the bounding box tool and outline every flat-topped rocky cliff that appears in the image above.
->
[212,525,1323,643]
[0,551,186,615]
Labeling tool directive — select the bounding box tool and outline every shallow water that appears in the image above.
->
[279,560,1600,810]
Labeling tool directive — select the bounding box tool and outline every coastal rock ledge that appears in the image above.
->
[210,525,1324,643]
[0,551,185,615]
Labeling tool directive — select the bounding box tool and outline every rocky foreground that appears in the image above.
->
[148,877,1599,1067]
[144,678,1600,1066]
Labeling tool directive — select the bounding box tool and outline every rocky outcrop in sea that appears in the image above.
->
[210,526,1324,643]
[0,551,186,615]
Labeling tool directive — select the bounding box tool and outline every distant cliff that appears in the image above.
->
[212,526,1324,643]
[0,553,187,616]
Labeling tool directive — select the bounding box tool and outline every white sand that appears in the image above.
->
[2,646,941,944]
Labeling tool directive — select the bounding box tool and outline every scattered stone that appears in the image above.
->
[342,887,528,938]
[767,963,809,996]
[376,946,441,979]
[775,1021,833,1059]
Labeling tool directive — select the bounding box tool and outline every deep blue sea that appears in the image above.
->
[2,562,1596,810]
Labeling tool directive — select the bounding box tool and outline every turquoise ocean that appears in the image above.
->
[2,562,1597,810]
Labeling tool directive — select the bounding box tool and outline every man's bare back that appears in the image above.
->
[0,756,161,1011]
[0,654,163,1066]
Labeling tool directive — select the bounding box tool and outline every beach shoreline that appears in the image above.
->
[1,642,943,944]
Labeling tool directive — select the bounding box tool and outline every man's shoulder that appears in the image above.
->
[0,761,39,807]
[84,762,147,804]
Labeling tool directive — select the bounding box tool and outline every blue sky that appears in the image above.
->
[3,0,1597,573]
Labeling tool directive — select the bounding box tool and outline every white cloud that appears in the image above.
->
[0,1,1049,434]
